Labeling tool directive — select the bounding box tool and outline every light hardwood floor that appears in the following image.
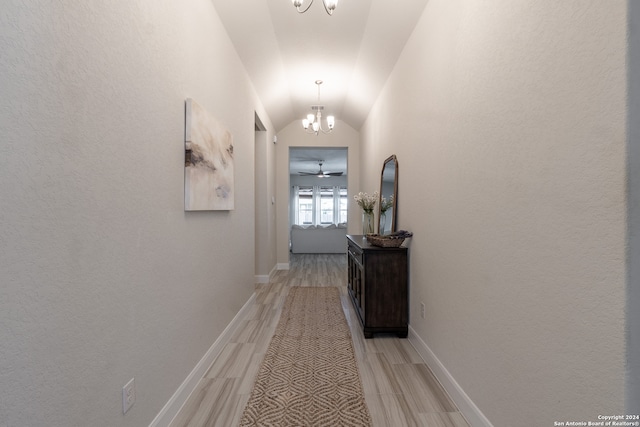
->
[169,254,469,427]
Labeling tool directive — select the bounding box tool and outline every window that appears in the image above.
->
[297,187,313,224]
[293,185,347,226]
[319,187,334,224]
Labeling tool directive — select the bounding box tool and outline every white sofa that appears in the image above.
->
[290,223,347,254]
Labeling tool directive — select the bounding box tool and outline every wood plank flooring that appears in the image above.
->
[169,254,469,427]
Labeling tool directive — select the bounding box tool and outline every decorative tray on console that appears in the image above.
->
[366,231,413,248]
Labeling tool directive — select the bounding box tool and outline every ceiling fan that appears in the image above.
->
[298,161,343,178]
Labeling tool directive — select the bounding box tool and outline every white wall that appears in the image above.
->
[0,2,272,426]
[275,121,361,265]
[628,0,640,415]
[254,127,277,281]
[361,1,628,425]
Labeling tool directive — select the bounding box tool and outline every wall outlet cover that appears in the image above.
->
[122,378,136,414]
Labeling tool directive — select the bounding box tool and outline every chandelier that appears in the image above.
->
[291,0,339,16]
[302,80,335,135]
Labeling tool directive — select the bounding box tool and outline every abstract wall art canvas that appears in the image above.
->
[184,98,234,211]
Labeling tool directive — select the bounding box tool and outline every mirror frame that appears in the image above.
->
[378,155,398,235]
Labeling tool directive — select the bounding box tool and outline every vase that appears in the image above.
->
[362,211,374,235]
[379,211,387,235]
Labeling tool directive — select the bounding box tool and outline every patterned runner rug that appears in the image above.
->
[239,286,372,426]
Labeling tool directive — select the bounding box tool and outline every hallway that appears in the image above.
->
[1,2,633,424]
[169,254,468,427]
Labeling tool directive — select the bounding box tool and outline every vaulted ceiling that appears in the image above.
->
[211,0,429,133]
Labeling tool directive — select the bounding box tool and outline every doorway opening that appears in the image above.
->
[288,147,348,254]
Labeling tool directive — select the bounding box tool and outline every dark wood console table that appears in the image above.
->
[346,234,408,338]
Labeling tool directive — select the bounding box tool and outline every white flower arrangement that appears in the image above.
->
[354,191,378,213]
[380,194,394,214]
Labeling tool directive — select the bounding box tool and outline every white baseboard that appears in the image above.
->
[255,274,269,284]
[277,263,289,270]
[255,264,281,284]
[408,326,493,427]
[149,293,256,427]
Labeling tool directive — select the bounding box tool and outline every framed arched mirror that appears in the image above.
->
[378,155,398,235]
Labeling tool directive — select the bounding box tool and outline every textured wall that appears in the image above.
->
[628,0,640,415]
[361,0,628,425]
[254,129,278,279]
[0,1,271,425]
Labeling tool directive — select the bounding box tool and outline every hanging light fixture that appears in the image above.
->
[302,80,335,136]
[291,0,338,16]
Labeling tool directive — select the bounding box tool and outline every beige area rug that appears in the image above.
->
[240,286,372,426]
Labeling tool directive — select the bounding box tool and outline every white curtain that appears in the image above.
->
[313,186,321,225]
[332,185,341,224]
[292,185,300,225]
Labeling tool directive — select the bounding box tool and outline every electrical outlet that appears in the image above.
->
[420,302,425,319]
[122,378,135,414]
